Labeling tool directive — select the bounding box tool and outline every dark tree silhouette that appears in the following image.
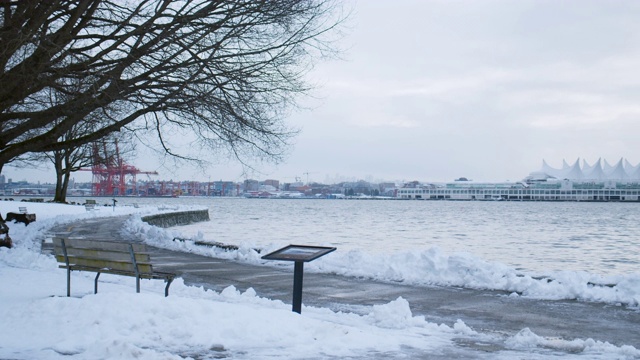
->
[0,0,345,173]
[48,130,93,204]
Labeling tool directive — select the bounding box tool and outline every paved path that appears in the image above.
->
[49,216,640,354]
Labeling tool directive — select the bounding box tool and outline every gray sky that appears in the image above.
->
[6,0,640,184]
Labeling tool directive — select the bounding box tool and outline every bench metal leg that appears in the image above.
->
[62,239,71,297]
[165,278,173,297]
[94,272,101,294]
[128,244,141,294]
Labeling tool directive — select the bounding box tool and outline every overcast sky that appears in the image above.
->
[6,0,640,185]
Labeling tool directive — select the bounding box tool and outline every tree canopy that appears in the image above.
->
[0,0,344,173]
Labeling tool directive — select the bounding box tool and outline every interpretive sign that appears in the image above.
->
[261,245,336,262]
[262,245,336,314]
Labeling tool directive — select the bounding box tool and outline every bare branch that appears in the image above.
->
[0,0,346,173]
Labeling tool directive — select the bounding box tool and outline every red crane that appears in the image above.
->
[90,140,158,196]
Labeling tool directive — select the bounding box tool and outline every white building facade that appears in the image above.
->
[397,158,640,201]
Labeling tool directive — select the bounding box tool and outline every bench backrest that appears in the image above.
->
[52,238,153,274]
[18,206,27,213]
[85,199,97,204]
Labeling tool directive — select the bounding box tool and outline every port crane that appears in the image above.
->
[86,139,158,196]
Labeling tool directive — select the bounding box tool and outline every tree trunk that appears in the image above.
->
[59,171,70,203]
[53,152,65,203]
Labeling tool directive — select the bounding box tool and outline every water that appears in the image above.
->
[99,196,640,277]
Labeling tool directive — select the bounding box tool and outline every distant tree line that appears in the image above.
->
[345,188,380,196]
[0,0,345,202]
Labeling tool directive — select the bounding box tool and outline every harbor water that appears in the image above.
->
[97,196,640,277]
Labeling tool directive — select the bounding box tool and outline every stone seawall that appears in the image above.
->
[141,209,210,228]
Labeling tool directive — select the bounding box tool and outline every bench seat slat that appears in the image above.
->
[55,256,154,273]
[53,238,147,253]
[53,248,151,263]
[59,265,174,280]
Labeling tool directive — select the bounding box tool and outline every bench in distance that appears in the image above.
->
[5,206,36,225]
[84,199,97,211]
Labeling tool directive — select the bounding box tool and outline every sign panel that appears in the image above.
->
[262,244,337,314]
[261,245,336,262]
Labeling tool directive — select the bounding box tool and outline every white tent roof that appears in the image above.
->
[583,158,606,181]
[603,159,615,174]
[535,158,639,181]
[629,166,640,180]
[582,158,597,174]
[541,160,564,178]
[607,158,627,180]
[625,159,640,180]
[564,159,583,180]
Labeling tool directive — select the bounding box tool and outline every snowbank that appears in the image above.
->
[123,216,640,308]
[0,200,638,359]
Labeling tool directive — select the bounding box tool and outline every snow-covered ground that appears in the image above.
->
[0,200,639,359]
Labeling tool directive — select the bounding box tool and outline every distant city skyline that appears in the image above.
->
[5,156,640,186]
[5,0,640,185]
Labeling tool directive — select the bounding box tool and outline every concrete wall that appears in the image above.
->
[141,209,210,228]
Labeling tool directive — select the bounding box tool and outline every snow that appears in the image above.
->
[124,217,640,308]
[0,200,639,359]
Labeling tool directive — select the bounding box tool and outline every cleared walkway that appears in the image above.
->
[49,216,640,353]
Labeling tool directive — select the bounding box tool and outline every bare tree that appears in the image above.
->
[50,130,137,203]
[6,145,88,202]
[0,0,345,173]
[49,135,93,204]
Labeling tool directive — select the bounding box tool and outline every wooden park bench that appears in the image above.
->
[84,199,97,211]
[6,207,36,225]
[53,238,175,297]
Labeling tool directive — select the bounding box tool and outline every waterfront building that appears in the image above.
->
[397,158,640,201]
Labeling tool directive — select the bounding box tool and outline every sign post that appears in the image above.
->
[261,245,336,314]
